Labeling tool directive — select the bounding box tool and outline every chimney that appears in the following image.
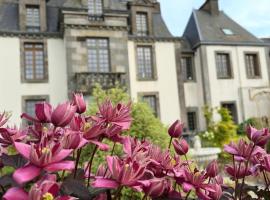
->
[199,0,219,15]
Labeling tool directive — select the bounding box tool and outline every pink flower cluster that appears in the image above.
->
[0,93,269,200]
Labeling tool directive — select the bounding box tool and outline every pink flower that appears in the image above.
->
[0,112,9,127]
[208,184,223,200]
[13,142,74,184]
[173,138,189,155]
[182,170,216,200]
[247,126,270,147]
[168,120,184,138]
[225,163,252,179]
[206,160,219,178]
[224,139,264,161]
[72,93,86,114]
[3,187,28,200]
[140,178,172,198]
[61,130,88,149]
[51,102,77,127]
[92,156,145,189]
[93,100,132,130]
[21,102,52,123]
[0,127,26,147]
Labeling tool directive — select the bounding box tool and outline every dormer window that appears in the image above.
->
[26,5,40,32]
[222,28,234,35]
[136,12,148,36]
[88,0,103,20]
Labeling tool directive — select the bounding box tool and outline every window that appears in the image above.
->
[221,102,238,123]
[222,28,234,35]
[137,46,154,79]
[87,38,110,72]
[142,95,158,117]
[88,0,103,18]
[181,56,195,81]
[136,13,148,36]
[24,97,47,125]
[26,6,40,32]
[245,53,261,78]
[187,111,197,131]
[216,53,232,79]
[24,43,45,81]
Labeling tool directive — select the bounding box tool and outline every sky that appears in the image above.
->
[158,0,270,38]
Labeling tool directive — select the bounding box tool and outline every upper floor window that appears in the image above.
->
[26,5,40,32]
[181,56,195,81]
[136,13,148,36]
[87,38,110,72]
[187,110,197,131]
[24,43,46,81]
[88,0,103,18]
[216,53,232,79]
[245,53,261,79]
[137,46,154,80]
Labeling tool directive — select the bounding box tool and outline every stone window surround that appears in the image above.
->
[21,95,50,125]
[220,101,238,124]
[20,38,48,83]
[214,50,234,79]
[181,53,196,82]
[186,107,199,132]
[138,91,160,118]
[244,51,262,79]
[19,0,47,32]
[135,42,157,81]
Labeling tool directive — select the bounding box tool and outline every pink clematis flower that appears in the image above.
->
[61,130,88,150]
[225,163,252,179]
[182,170,216,200]
[0,112,9,127]
[21,102,52,123]
[173,138,189,155]
[13,142,74,184]
[3,175,76,200]
[224,139,264,161]
[206,160,219,178]
[168,120,184,138]
[51,102,77,127]
[0,127,27,147]
[92,156,145,189]
[208,184,223,200]
[72,93,86,114]
[247,126,270,147]
[93,100,132,130]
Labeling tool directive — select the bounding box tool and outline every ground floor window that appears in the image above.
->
[221,102,238,123]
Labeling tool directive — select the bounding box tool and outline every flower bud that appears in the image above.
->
[72,93,87,114]
[206,160,219,178]
[247,125,270,147]
[168,120,184,138]
[173,138,189,155]
[51,102,76,127]
[35,102,52,123]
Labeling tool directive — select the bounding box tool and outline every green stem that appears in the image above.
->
[168,137,173,149]
[73,148,82,179]
[87,145,99,187]
[185,190,191,200]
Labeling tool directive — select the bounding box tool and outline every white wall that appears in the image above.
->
[128,41,181,125]
[0,37,68,125]
[203,45,270,122]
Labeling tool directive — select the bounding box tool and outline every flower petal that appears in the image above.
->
[13,164,41,185]
[45,161,75,172]
[3,187,28,200]
[52,149,73,163]
[89,140,110,151]
[14,142,31,160]
[92,177,119,189]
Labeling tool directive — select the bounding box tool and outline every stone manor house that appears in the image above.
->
[0,0,270,133]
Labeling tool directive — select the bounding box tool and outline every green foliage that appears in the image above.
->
[200,106,238,148]
[237,118,261,135]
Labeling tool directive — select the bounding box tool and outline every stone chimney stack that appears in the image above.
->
[199,0,219,15]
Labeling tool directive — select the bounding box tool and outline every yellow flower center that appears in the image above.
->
[42,127,48,132]
[171,159,176,166]
[83,122,91,132]
[41,147,51,154]
[42,192,54,200]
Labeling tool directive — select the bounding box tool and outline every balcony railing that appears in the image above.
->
[75,72,126,93]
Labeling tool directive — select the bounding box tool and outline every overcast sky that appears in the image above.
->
[158,0,270,38]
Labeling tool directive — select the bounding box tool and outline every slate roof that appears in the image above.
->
[183,9,265,48]
[0,0,173,38]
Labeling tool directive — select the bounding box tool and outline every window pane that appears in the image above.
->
[24,43,45,80]
[136,13,148,36]
[25,99,45,117]
[181,57,194,81]
[216,53,231,78]
[142,95,158,117]
[221,103,238,123]
[245,54,260,78]
[26,6,40,32]
[87,38,110,72]
[137,46,154,79]
[88,0,103,16]
[187,111,197,131]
